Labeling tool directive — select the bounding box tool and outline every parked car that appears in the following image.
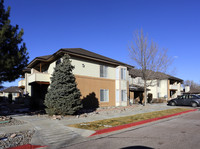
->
[168,94,200,107]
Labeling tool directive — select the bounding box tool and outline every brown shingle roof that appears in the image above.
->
[0,86,23,93]
[36,55,52,60]
[129,69,183,82]
[61,48,130,66]
[184,88,200,94]
[28,48,134,68]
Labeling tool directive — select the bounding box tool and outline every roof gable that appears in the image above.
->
[28,48,134,68]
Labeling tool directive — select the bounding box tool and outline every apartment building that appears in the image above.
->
[128,69,183,103]
[18,48,134,107]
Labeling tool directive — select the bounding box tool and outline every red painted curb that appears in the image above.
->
[7,144,47,149]
[90,109,198,136]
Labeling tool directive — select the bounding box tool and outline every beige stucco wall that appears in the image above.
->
[130,77,169,99]
[71,57,116,80]
[159,80,168,98]
[147,80,168,99]
[47,57,116,80]
[48,61,56,75]
[25,73,31,96]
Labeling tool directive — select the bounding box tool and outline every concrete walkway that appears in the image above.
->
[60,103,181,126]
[1,103,192,149]
[10,115,84,149]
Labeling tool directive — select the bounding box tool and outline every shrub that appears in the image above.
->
[44,54,82,115]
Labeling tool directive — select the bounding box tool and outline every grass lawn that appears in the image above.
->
[69,108,190,131]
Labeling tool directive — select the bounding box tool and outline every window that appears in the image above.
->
[121,68,126,80]
[189,95,195,99]
[100,65,107,78]
[13,93,17,96]
[137,77,141,84]
[121,90,127,101]
[157,80,160,87]
[157,92,160,98]
[100,89,109,102]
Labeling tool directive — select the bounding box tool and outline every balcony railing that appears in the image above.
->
[28,73,50,84]
[169,84,178,90]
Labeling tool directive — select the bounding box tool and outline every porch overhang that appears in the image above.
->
[129,84,150,92]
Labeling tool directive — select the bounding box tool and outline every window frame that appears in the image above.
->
[121,68,126,80]
[100,89,109,102]
[157,92,160,98]
[121,90,127,101]
[100,65,108,78]
[157,80,160,87]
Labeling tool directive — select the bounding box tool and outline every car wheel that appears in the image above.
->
[170,101,176,106]
[191,102,198,107]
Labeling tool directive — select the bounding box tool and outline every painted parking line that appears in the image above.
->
[90,109,198,136]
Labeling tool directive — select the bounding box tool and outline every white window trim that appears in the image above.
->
[157,80,160,87]
[121,68,126,80]
[121,90,127,102]
[100,65,108,78]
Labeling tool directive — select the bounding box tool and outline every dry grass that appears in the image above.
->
[69,108,190,131]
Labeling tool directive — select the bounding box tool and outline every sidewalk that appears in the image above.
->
[60,103,180,126]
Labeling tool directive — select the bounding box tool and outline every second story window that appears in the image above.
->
[157,80,160,87]
[121,68,126,80]
[100,65,107,78]
[137,77,141,84]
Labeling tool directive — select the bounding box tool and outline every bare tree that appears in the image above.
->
[184,80,200,90]
[129,29,172,105]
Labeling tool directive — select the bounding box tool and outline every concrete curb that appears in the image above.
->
[90,109,198,136]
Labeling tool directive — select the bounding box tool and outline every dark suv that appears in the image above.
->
[168,94,200,107]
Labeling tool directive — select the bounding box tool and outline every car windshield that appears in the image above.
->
[196,95,200,98]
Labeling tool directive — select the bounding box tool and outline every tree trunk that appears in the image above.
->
[144,80,147,106]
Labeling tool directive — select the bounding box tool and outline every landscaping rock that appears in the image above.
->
[0,130,35,149]
[10,134,16,138]
[52,115,63,120]
[0,116,25,127]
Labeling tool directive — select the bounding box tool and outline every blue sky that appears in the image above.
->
[3,0,200,87]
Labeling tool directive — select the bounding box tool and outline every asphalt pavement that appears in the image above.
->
[64,110,200,149]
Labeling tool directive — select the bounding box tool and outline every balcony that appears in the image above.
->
[18,79,25,88]
[28,73,50,84]
[169,84,178,90]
